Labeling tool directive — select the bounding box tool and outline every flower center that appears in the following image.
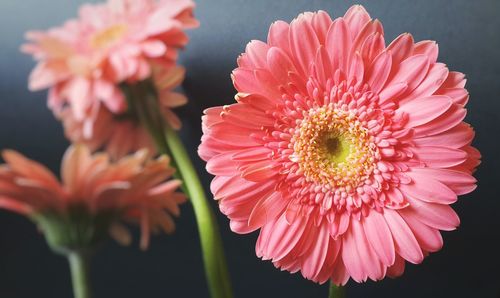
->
[321,131,350,164]
[91,24,128,49]
[291,106,377,188]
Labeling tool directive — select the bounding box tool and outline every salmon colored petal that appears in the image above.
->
[401,171,457,204]
[290,15,320,76]
[366,51,392,94]
[413,146,467,168]
[325,18,351,72]
[267,20,290,52]
[343,5,371,39]
[363,211,395,266]
[398,95,452,127]
[384,210,423,264]
[387,33,414,65]
[400,210,443,252]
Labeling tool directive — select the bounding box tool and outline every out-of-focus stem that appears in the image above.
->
[328,282,345,298]
[68,251,92,298]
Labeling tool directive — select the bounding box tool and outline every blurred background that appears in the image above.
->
[0,0,499,297]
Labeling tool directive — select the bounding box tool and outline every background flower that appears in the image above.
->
[0,144,186,250]
[199,6,480,285]
[22,0,198,139]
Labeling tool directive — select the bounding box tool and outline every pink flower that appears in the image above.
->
[0,144,186,250]
[22,0,198,130]
[61,66,187,159]
[199,6,480,285]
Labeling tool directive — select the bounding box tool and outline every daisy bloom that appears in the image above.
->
[22,0,198,133]
[199,6,480,285]
[0,144,185,251]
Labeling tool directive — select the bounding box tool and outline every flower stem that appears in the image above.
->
[328,282,345,298]
[68,251,92,298]
[163,125,233,298]
[130,82,233,298]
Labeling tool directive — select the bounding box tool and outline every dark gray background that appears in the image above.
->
[0,0,498,297]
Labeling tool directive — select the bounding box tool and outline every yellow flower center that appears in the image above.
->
[90,24,128,49]
[291,106,378,189]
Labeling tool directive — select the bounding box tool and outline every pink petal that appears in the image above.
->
[366,51,392,94]
[290,15,320,76]
[267,21,290,53]
[403,196,460,231]
[244,40,270,69]
[410,168,477,195]
[440,71,466,89]
[67,78,92,120]
[383,209,423,264]
[363,210,395,266]
[241,161,278,182]
[301,223,330,280]
[387,33,414,65]
[232,69,261,95]
[398,95,452,127]
[208,123,262,147]
[378,82,407,105]
[413,104,466,137]
[312,10,333,43]
[141,40,167,57]
[348,52,364,83]
[387,256,405,278]
[341,221,367,282]
[413,122,474,149]
[343,5,372,39]
[399,63,449,104]
[351,218,385,281]
[413,40,439,63]
[386,54,430,93]
[326,18,351,73]
[260,213,307,261]
[248,192,287,229]
[206,152,239,176]
[400,210,443,252]
[360,32,385,65]
[314,46,333,85]
[414,145,468,168]
[437,87,469,105]
[401,171,457,204]
[267,47,296,83]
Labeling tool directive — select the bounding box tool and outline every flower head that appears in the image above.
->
[0,144,185,251]
[199,6,480,284]
[22,0,197,133]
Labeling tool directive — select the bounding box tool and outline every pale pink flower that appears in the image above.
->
[0,144,186,250]
[60,66,187,159]
[199,6,480,284]
[22,0,197,130]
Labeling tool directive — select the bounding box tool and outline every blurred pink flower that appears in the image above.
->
[22,0,198,132]
[0,144,186,250]
[61,66,187,159]
[199,6,480,285]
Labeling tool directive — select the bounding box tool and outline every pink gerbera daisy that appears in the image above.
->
[0,144,185,250]
[22,0,198,133]
[199,6,480,284]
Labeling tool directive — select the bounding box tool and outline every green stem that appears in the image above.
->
[68,252,92,298]
[328,282,345,298]
[164,125,233,298]
[130,82,233,298]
